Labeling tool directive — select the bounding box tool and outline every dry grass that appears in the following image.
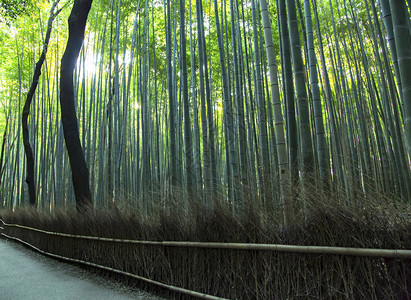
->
[1,186,410,299]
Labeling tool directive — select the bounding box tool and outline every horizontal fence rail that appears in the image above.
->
[1,219,411,259]
[0,222,227,300]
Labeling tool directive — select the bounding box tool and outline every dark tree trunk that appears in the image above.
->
[23,1,60,207]
[0,116,9,188]
[60,0,93,211]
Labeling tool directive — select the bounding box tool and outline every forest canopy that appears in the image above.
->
[0,0,33,21]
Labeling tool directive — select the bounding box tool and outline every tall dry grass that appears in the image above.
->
[1,185,410,299]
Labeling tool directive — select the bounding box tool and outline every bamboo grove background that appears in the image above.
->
[0,0,410,215]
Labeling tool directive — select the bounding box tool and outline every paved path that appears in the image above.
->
[0,238,158,300]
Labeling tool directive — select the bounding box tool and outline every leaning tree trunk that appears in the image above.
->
[60,0,93,211]
[22,0,60,207]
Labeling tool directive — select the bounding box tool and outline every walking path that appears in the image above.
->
[0,238,159,300]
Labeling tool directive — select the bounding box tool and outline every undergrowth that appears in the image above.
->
[1,187,410,299]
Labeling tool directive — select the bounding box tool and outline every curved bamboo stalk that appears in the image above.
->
[22,0,61,207]
[59,0,94,210]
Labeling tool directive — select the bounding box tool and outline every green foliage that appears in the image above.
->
[0,0,33,22]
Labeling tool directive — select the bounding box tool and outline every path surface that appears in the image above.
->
[0,238,160,300]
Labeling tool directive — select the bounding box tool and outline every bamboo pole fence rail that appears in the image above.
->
[1,219,411,258]
[0,228,227,300]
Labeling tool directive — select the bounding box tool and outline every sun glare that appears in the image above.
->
[133,102,141,110]
[84,53,98,75]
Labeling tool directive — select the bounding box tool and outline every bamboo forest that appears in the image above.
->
[0,0,410,213]
[0,0,410,298]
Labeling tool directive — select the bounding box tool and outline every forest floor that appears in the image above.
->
[0,238,161,300]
